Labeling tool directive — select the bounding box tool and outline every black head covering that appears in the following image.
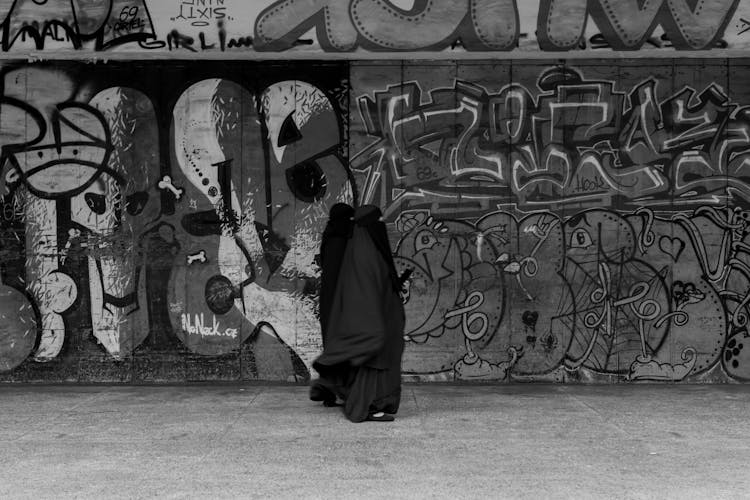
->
[354,205,401,292]
[322,203,355,241]
[319,203,355,341]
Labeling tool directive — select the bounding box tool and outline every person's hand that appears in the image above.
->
[399,279,411,304]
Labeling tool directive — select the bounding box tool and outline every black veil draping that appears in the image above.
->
[318,203,355,344]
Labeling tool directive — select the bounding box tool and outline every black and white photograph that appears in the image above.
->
[1,1,749,498]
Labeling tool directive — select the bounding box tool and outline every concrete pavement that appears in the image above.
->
[0,384,748,499]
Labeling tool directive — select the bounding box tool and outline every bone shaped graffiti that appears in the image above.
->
[187,250,207,265]
[158,175,184,200]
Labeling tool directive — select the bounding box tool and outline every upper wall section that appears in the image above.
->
[0,0,748,58]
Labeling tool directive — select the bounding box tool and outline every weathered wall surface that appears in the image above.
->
[0,1,748,383]
[2,59,750,383]
[353,60,750,383]
[0,0,746,55]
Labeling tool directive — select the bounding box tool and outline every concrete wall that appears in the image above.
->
[0,1,749,383]
[0,0,747,54]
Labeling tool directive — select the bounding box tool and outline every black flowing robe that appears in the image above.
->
[313,212,405,422]
[318,203,354,345]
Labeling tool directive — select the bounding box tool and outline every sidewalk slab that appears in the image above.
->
[0,384,748,499]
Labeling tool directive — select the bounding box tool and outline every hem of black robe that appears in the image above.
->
[313,332,385,371]
[312,363,354,398]
[343,366,401,423]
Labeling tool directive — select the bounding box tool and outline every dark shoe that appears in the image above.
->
[309,383,336,406]
[366,412,395,422]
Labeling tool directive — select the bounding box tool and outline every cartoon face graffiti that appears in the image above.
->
[393,211,466,342]
[169,78,354,377]
[68,87,159,358]
[393,210,506,375]
[254,80,353,285]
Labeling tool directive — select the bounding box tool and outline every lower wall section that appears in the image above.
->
[0,58,749,383]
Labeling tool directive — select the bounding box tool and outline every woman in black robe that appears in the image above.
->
[310,203,355,406]
[313,205,405,422]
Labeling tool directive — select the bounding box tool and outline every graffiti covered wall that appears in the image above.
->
[0,0,747,384]
[0,61,352,382]
[1,59,750,384]
[0,0,746,54]
[352,60,750,383]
